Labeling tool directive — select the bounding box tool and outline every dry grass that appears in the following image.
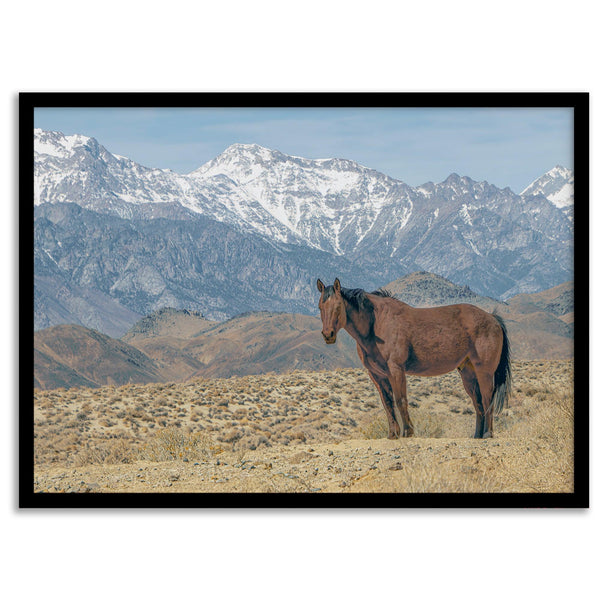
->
[139,428,221,462]
[33,360,575,494]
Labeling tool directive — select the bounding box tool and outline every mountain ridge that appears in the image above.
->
[34,130,574,333]
[34,130,573,256]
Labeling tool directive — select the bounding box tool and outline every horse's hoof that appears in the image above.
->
[482,431,493,439]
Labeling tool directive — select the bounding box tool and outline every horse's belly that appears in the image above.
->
[404,348,466,376]
[406,362,458,377]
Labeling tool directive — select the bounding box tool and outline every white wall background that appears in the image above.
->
[2,2,596,598]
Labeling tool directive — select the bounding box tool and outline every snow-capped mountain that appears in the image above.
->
[520,165,574,220]
[33,129,574,334]
[34,131,417,254]
[34,130,572,255]
[191,143,415,254]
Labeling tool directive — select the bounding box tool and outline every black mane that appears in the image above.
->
[341,287,395,306]
[322,284,397,314]
[339,287,398,324]
[372,288,395,298]
[340,287,372,312]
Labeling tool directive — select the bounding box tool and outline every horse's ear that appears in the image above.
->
[317,279,325,293]
[333,278,341,294]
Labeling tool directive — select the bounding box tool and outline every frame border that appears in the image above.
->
[20,92,589,509]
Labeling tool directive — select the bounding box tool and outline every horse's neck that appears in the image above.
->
[343,303,372,349]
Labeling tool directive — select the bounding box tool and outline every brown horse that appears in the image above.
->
[317,278,511,439]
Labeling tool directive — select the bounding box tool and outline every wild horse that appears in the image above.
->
[317,278,511,439]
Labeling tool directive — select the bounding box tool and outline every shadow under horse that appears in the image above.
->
[317,278,512,439]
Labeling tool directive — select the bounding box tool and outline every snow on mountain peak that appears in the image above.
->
[34,128,93,159]
[520,165,574,213]
[191,143,284,177]
[218,143,281,162]
[548,165,572,179]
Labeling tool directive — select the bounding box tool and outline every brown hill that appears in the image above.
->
[34,325,161,390]
[34,348,97,390]
[495,283,572,359]
[506,281,573,317]
[128,311,362,380]
[122,307,213,344]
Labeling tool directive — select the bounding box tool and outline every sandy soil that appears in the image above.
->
[34,435,563,494]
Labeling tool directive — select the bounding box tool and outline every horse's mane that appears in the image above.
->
[340,287,399,331]
[372,288,395,298]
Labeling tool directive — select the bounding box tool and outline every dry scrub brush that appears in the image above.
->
[34,361,574,496]
[138,428,220,462]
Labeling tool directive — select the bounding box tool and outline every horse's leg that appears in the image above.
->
[471,319,505,439]
[356,344,401,439]
[474,369,495,439]
[388,365,414,437]
[366,370,401,439]
[458,361,484,438]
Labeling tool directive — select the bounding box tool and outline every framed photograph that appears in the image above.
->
[20,92,589,508]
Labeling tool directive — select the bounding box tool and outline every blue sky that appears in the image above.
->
[34,106,573,193]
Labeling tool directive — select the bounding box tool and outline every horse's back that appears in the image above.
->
[377,297,497,331]
[371,296,503,374]
[411,302,502,343]
[413,302,504,367]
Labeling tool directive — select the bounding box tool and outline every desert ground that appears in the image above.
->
[33,360,574,494]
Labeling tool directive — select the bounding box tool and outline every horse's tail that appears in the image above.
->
[492,313,512,414]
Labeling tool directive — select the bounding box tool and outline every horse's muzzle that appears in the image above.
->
[322,331,337,344]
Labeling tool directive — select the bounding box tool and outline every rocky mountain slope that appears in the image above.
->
[34,202,371,331]
[33,129,574,335]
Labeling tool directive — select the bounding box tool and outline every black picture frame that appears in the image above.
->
[20,92,589,509]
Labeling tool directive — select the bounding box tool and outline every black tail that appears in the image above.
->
[492,313,512,414]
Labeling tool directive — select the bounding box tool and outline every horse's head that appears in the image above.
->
[317,278,347,344]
